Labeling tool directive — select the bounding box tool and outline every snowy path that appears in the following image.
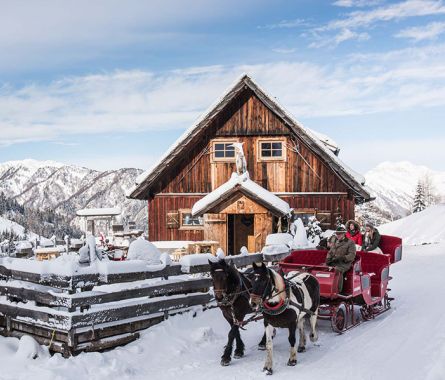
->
[1,244,444,380]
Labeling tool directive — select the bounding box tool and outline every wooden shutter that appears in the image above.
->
[166,211,179,229]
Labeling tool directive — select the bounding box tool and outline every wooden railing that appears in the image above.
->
[0,250,290,356]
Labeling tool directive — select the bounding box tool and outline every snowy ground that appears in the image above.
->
[0,242,444,380]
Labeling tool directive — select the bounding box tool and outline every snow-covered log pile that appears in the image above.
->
[0,248,291,357]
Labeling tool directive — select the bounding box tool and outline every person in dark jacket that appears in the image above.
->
[362,223,382,253]
[326,226,356,292]
[345,220,363,247]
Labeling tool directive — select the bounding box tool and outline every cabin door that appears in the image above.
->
[227,214,254,255]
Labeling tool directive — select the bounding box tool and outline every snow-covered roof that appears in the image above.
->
[307,129,340,156]
[191,172,291,217]
[128,74,371,201]
[76,207,121,217]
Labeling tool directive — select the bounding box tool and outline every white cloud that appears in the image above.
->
[310,28,370,48]
[312,0,445,47]
[341,138,445,173]
[0,0,262,72]
[1,43,445,146]
[259,19,308,30]
[333,0,382,7]
[325,0,445,30]
[396,21,445,41]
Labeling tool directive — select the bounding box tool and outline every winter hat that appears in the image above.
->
[335,226,347,234]
[365,222,374,229]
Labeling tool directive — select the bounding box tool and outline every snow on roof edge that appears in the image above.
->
[191,172,291,216]
[129,74,369,199]
[133,73,250,188]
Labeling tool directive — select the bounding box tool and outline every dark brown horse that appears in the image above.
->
[208,259,266,366]
[250,262,320,375]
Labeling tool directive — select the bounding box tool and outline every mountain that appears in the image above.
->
[357,161,445,225]
[0,159,147,230]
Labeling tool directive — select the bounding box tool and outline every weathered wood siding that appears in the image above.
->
[147,88,356,242]
[149,89,349,195]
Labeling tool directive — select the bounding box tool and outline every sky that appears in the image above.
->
[0,0,445,174]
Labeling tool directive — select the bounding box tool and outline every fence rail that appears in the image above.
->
[0,250,290,356]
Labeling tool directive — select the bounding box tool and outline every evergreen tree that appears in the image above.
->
[413,181,426,213]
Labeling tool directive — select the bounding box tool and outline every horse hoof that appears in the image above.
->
[258,344,266,351]
[297,346,306,353]
[234,351,244,359]
[220,358,231,366]
[287,359,297,366]
[263,367,273,375]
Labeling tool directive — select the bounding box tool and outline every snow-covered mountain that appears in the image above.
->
[357,161,445,224]
[0,159,147,229]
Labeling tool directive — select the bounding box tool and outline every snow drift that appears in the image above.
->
[379,203,445,245]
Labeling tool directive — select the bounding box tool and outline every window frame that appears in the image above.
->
[178,208,204,230]
[211,139,239,162]
[257,138,286,162]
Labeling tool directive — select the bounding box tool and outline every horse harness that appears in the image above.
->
[213,269,258,328]
[261,270,316,317]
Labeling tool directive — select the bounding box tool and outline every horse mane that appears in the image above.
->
[268,268,287,303]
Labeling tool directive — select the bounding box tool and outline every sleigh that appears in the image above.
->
[278,235,402,333]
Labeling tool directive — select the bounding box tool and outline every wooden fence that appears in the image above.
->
[0,251,289,357]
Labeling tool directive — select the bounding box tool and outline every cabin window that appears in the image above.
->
[258,139,286,161]
[179,209,204,229]
[212,141,237,161]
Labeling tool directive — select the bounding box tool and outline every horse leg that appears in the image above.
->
[287,322,297,366]
[263,323,275,375]
[297,317,307,353]
[309,309,319,343]
[233,326,245,359]
[221,324,237,366]
[258,320,267,350]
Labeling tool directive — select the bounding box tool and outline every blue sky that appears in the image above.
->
[1,0,445,173]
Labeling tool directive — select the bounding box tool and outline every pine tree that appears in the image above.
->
[413,181,426,213]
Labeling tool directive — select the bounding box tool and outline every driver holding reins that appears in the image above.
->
[325,226,356,292]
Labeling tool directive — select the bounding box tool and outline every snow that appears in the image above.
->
[0,216,38,240]
[1,208,445,379]
[127,238,162,264]
[76,207,121,217]
[191,172,291,216]
[152,241,192,249]
[265,233,294,246]
[2,239,444,380]
[179,254,216,272]
[379,203,445,245]
[291,218,309,248]
[15,335,50,360]
[358,161,445,223]
[261,244,290,255]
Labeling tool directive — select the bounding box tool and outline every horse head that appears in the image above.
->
[249,262,272,311]
[209,259,238,304]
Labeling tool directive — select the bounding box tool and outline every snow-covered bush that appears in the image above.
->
[127,238,161,264]
[306,216,322,247]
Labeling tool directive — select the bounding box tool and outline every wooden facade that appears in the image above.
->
[130,75,371,254]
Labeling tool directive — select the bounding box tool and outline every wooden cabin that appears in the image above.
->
[128,75,372,254]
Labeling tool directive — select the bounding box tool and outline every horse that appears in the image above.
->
[208,259,267,366]
[250,262,320,375]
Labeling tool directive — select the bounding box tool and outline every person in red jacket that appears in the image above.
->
[345,220,363,247]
